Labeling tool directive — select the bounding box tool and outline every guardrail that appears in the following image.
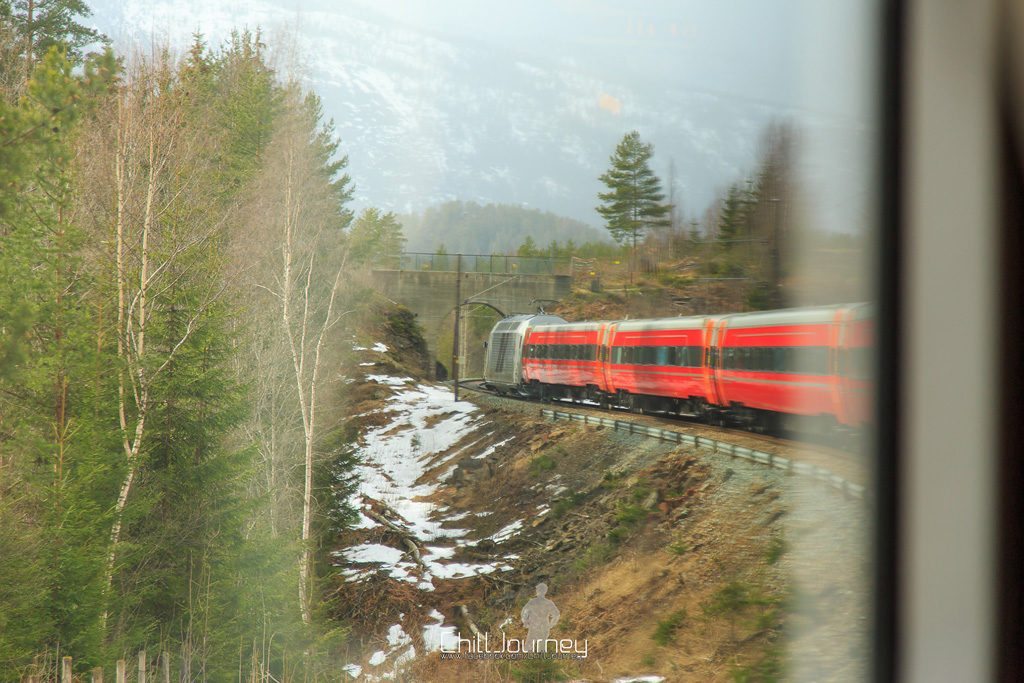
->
[540,408,864,500]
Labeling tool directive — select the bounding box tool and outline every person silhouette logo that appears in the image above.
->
[521,583,560,653]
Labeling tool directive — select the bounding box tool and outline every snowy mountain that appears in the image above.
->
[87,0,821,228]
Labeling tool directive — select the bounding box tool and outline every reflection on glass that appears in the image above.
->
[0,0,878,679]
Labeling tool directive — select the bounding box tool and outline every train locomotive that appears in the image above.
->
[482,304,872,433]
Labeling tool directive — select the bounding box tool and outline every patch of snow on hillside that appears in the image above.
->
[471,436,514,459]
[365,374,414,387]
[339,378,521,590]
[489,519,524,544]
[422,610,460,652]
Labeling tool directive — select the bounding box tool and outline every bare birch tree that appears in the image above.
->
[241,84,353,623]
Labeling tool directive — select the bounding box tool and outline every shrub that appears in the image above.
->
[667,540,689,556]
[529,453,556,475]
[652,609,688,646]
[552,491,586,518]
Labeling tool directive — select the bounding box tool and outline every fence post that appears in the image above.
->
[137,651,146,683]
[62,657,72,683]
[161,652,170,683]
[116,660,126,683]
[92,667,103,683]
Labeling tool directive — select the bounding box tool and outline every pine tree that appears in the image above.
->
[3,0,104,80]
[717,183,749,246]
[348,207,405,265]
[210,29,282,196]
[0,47,119,668]
[517,235,539,257]
[596,130,670,283]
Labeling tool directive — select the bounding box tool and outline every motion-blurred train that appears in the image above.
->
[482,304,873,433]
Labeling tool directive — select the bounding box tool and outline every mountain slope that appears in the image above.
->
[88,0,792,227]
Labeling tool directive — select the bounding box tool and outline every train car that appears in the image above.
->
[835,303,874,427]
[482,303,872,434]
[602,316,714,415]
[710,305,849,431]
[482,314,566,395]
[522,322,607,400]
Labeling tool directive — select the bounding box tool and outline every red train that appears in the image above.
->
[482,304,873,433]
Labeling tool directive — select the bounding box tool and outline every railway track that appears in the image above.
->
[456,379,868,495]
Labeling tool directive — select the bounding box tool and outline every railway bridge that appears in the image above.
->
[371,252,573,378]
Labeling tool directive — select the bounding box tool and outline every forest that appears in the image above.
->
[0,3,402,676]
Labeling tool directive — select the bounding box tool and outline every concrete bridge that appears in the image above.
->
[371,254,572,377]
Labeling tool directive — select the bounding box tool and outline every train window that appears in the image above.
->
[656,347,669,366]
[841,348,871,379]
[669,346,680,366]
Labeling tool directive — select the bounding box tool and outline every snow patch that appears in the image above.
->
[341,543,406,565]
[365,374,414,386]
[337,378,519,590]
[489,519,524,544]
[387,623,412,648]
[422,611,460,652]
[471,435,515,459]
